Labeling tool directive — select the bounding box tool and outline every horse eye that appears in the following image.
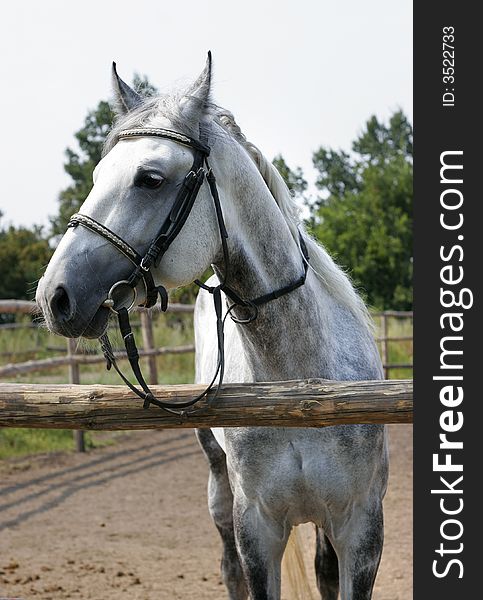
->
[136,172,164,189]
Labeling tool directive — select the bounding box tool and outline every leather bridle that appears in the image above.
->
[67,126,309,415]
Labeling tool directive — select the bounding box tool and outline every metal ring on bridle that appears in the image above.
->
[229,300,259,324]
[103,280,138,313]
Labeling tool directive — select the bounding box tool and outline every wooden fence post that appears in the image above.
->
[140,311,158,385]
[380,313,389,380]
[67,338,85,452]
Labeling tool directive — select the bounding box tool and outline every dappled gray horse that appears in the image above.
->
[36,55,388,599]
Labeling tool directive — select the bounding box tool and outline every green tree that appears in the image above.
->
[272,154,308,199]
[0,213,52,301]
[50,74,157,236]
[310,110,413,310]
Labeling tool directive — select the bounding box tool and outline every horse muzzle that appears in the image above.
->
[36,277,110,339]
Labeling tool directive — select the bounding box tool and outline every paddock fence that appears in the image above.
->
[0,299,196,452]
[0,299,195,384]
[374,311,413,378]
[1,300,413,450]
[0,300,412,382]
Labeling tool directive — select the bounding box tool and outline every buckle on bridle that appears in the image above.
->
[140,256,151,272]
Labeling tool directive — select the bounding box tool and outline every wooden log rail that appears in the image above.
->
[0,379,412,430]
[0,299,194,315]
[0,345,195,378]
[0,299,41,314]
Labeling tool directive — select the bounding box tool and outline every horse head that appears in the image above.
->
[36,55,223,338]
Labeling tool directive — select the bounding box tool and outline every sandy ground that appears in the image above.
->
[0,425,412,599]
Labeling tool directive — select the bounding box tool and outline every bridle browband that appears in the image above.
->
[67,126,309,415]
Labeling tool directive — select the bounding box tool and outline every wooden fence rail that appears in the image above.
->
[0,299,41,315]
[0,306,413,379]
[0,299,197,450]
[0,299,194,315]
[0,345,195,377]
[0,379,413,430]
[0,299,196,387]
[375,311,413,378]
[1,303,413,450]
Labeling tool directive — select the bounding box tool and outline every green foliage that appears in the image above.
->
[132,72,158,98]
[50,74,158,236]
[50,100,114,236]
[0,214,52,301]
[310,110,413,310]
[313,148,359,197]
[272,154,308,199]
[352,111,413,162]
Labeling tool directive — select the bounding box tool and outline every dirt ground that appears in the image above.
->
[0,425,412,600]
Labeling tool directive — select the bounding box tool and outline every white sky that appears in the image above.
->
[0,0,412,230]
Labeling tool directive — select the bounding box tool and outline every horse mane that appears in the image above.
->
[104,97,373,333]
[213,108,373,333]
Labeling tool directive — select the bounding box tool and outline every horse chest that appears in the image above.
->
[219,427,385,526]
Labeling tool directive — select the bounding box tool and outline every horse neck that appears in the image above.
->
[212,138,302,297]
[209,132,381,381]
[210,138,339,380]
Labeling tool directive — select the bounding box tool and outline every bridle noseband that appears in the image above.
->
[67,127,309,415]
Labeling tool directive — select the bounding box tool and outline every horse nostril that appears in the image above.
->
[50,286,73,321]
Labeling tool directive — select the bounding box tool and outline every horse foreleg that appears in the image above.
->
[334,502,384,600]
[315,527,339,600]
[196,429,248,600]
[232,496,289,600]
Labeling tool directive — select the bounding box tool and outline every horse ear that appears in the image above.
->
[111,62,143,115]
[180,52,212,124]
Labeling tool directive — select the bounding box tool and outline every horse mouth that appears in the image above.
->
[68,282,139,339]
[81,305,111,339]
[41,303,111,340]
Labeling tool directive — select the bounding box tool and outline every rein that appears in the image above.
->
[67,127,309,415]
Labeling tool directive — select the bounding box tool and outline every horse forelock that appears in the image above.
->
[103,93,373,333]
